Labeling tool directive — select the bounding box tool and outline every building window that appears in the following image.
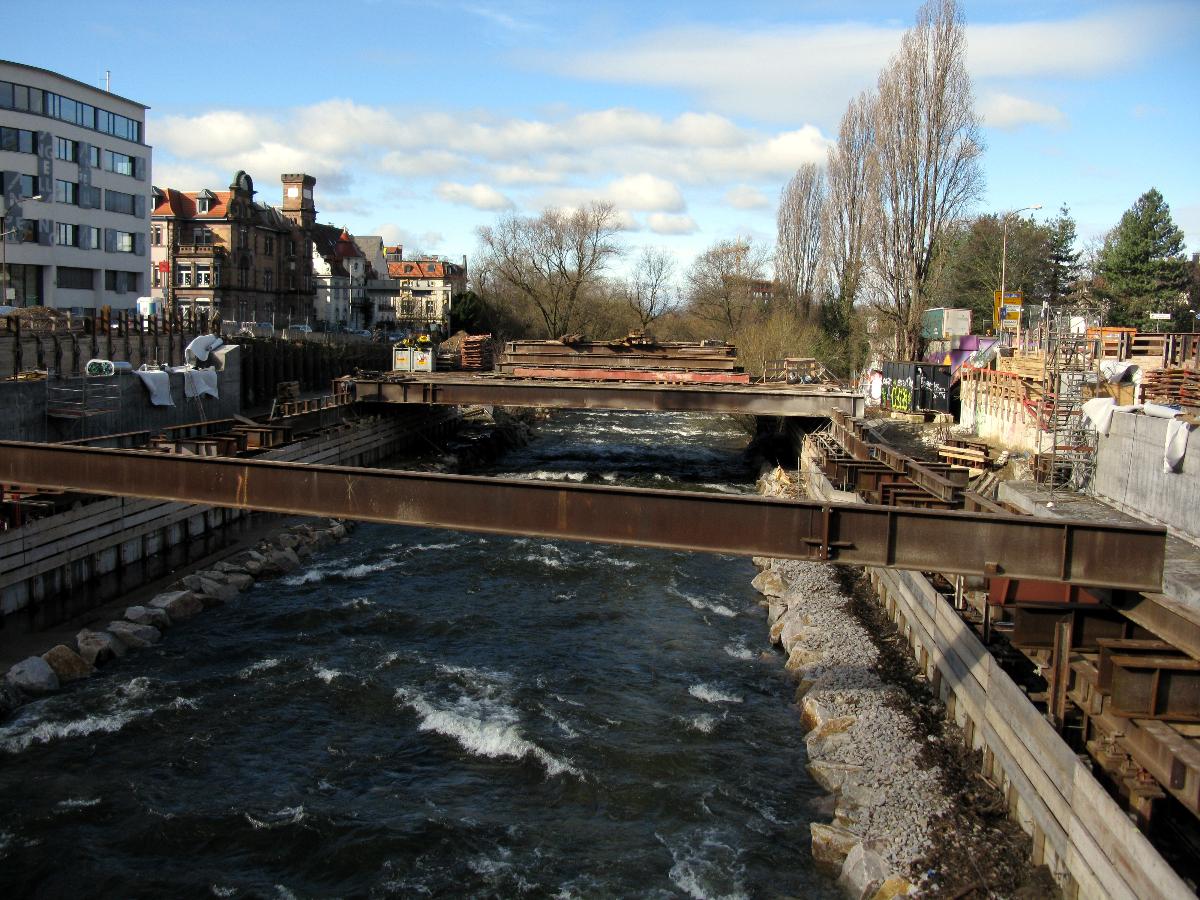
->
[55,179,79,205]
[87,226,101,249]
[196,196,212,214]
[0,126,37,154]
[13,219,37,243]
[264,269,273,291]
[238,261,248,288]
[425,299,435,318]
[264,236,274,256]
[151,224,162,245]
[192,225,212,245]
[56,266,93,290]
[213,264,221,287]
[105,270,139,294]
[151,266,160,289]
[177,266,193,287]
[55,223,80,246]
[104,150,136,176]
[9,173,37,198]
[238,227,249,251]
[104,190,137,216]
[55,137,78,162]
[88,145,101,167]
[196,264,212,288]
[115,231,135,253]
[286,239,295,258]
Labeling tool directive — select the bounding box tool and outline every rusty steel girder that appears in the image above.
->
[0,441,1166,590]
[354,375,865,418]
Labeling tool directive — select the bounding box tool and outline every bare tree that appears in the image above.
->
[624,246,677,330]
[685,237,771,336]
[821,90,876,345]
[477,201,622,338]
[867,0,983,359]
[776,163,826,318]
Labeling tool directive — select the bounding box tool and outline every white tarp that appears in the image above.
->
[185,334,224,365]
[134,368,174,406]
[181,367,219,399]
[1165,418,1193,474]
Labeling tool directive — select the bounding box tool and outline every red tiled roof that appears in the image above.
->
[387,261,445,278]
[152,189,231,219]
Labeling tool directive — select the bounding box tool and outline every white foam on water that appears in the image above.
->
[282,568,326,586]
[658,830,749,900]
[121,677,152,699]
[339,596,374,609]
[0,831,12,857]
[525,553,566,569]
[395,687,580,778]
[238,658,281,679]
[495,470,589,483]
[669,584,737,618]
[275,885,300,900]
[376,651,401,669]
[688,683,743,705]
[57,797,101,809]
[245,806,306,831]
[723,643,756,661]
[538,703,581,739]
[342,559,401,579]
[170,697,199,710]
[700,483,750,495]
[406,542,462,552]
[313,667,342,684]
[210,886,237,898]
[436,662,513,685]
[687,714,717,734]
[0,708,149,754]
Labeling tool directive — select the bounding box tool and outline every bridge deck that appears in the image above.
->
[353,374,865,418]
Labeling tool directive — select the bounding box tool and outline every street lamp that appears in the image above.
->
[1,193,45,305]
[1000,203,1041,346]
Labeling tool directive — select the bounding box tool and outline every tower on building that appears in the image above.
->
[280,174,316,229]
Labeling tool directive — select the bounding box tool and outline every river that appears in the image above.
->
[0,409,835,898]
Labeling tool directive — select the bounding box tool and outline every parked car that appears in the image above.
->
[286,324,313,334]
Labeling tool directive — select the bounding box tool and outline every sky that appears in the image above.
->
[17,0,1200,275]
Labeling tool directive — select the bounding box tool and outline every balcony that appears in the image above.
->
[176,244,226,257]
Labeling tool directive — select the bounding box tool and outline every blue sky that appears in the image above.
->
[19,0,1200,272]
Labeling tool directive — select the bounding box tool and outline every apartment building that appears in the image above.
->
[151,172,316,325]
[384,245,466,336]
[0,60,151,312]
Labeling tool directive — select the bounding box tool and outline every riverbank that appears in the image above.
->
[751,466,1052,899]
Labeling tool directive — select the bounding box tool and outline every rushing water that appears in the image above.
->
[0,410,835,898]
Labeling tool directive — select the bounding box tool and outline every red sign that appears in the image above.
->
[157,260,169,273]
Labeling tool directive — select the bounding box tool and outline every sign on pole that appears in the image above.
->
[993,290,1023,331]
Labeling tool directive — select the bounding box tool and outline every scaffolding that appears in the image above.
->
[45,371,122,439]
[1036,302,1102,492]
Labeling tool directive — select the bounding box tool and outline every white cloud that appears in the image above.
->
[152,110,269,156]
[435,181,513,210]
[647,213,699,235]
[980,92,1066,130]
[607,174,686,212]
[725,185,771,210]
[373,223,446,253]
[151,161,224,191]
[380,150,472,177]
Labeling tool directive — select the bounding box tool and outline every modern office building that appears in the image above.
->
[0,60,151,313]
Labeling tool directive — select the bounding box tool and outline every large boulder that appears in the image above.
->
[125,605,171,629]
[6,656,60,695]
[807,761,867,794]
[41,645,95,682]
[76,629,127,665]
[223,571,255,592]
[810,823,860,870]
[838,843,890,900]
[275,533,300,550]
[149,590,203,620]
[107,621,162,648]
[806,715,858,759]
[751,569,787,598]
[196,575,239,603]
[268,547,301,573]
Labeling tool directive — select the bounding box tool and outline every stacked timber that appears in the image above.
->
[493,338,749,383]
[1140,368,1200,414]
[461,334,494,371]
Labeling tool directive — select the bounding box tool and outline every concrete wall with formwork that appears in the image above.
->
[959,374,1042,453]
[804,458,1192,900]
[1093,409,1200,543]
[0,407,460,632]
[0,347,241,442]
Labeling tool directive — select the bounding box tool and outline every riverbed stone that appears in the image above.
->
[269,547,301,573]
[807,760,867,793]
[785,646,826,673]
[276,533,300,550]
[6,656,60,695]
[76,628,127,665]
[751,569,787,598]
[330,523,347,539]
[0,679,23,715]
[194,576,239,603]
[108,621,162,648]
[806,715,858,758]
[223,571,255,591]
[810,823,860,870]
[41,645,94,682]
[241,558,264,576]
[838,843,890,900]
[125,605,171,629]
[149,590,203,620]
[870,874,914,899]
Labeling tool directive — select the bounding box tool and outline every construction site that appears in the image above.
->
[0,307,1198,898]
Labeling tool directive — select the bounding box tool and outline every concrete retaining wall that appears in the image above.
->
[1093,410,1200,542]
[959,378,1041,453]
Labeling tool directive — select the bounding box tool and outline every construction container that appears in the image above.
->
[881,361,957,415]
[392,345,413,372]
[921,307,972,340]
[412,346,435,373]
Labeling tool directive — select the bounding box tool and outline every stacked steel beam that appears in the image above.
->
[499,338,744,383]
[460,334,494,371]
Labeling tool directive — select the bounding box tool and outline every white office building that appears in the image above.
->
[0,60,151,313]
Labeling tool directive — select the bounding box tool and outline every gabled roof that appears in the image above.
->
[388,260,446,278]
[151,187,231,219]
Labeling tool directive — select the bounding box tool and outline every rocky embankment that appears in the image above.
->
[1,519,355,717]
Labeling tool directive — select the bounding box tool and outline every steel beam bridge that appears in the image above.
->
[0,441,1164,591]
[352,375,865,418]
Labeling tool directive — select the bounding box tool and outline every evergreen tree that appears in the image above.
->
[1096,188,1189,329]
[1046,204,1081,305]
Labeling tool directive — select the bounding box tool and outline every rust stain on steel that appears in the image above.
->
[0,441,1166,591]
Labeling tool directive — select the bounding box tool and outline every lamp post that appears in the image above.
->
[1000,203,1041,347]
[1,194,45,306]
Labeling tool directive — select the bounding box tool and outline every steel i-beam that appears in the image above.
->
[0,441,1165,590]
